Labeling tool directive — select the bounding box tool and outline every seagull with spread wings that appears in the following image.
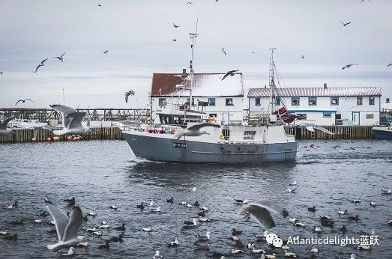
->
[53,52,66,62]
[341,22,351,26]
[222,70,239,81]
[342,63,358,70]
[15,99,33,106]
[240,199,288,229]
[221,48,227,56]
[174,123,220,139]
[125,90,135,103]
[50,104,89,135]
[173,23,180,28]
[47,203,84,252]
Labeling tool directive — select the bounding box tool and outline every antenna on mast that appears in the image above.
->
[188,18,199,110]
[268,48,276,115]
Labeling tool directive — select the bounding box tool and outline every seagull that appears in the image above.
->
[142,226,153,232]
[341,22,351,26]
[173,123,220,139]
[53,52,66,62]
[301,55,305,59]
[0,117,14,136]
[153,251,163,259]
[308,206,316,212]
[50,104,89,135]
[110,204,118,210]
[299,124,335,135]
[342,63,358,70]
[196,231,210,242]
[381,188,392,195]
[33,64,44,73]
[240,199,289,229]
[387,63,392,67]
[172,38,177,41]
[40,58,48,65]
[59,247,74,256]
[98,4,102,7]
[168,236,179,247]
[221,70,239,81]
[64,197,75,206]
[186,1,193,4]
[173,23,180,28]
[103,50,108,54]
[286,187,297,193]
[221,48,227,56]
[125,90,135,103]
[46,203,84,251]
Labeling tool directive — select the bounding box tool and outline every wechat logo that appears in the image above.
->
[265,232,283,248]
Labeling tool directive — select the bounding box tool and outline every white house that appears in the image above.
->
[248,85,382,126]
[150,72,245,124]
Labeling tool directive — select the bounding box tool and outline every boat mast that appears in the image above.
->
[268,48,276,116]
[188,18,198,111]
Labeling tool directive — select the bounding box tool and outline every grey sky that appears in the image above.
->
[0,0,391,109]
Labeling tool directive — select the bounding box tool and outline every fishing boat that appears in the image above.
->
[122,29,298,163]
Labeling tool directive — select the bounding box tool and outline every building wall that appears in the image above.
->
[249,96,380,126]
[152,96,245,124]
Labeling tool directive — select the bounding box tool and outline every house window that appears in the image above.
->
[209,113,217,118]
[369,97,375,105]
[357,97,363,105]
[276,97,281,106]
[226,98,234,106]
[366,114,374,119]
[331,97,339,105]
[291,97,300,106]
[323,112,332,118]
[158,97,166,107]
[208,98,215,106]
[308,97,317,106]
[255,97,261,106]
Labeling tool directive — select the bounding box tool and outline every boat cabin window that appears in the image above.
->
[225,98,234,106]
[208,98,216,106]
[243,131,256,140]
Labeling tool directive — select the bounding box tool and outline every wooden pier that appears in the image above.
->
[0,125,376,143]
[285,125,374,140]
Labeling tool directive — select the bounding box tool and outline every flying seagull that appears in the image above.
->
[0,117,14,136]
[40,58,48,65]
[125,90,135,103]
[221,48,227,56]
[98,4,102,6]
[240,200,289,229]
[341,22,351,26]
[187,1,193,4]
[299,124,335,135]
[15,99,33,106]
[387,63,392,67]
[174,123,220,139]
[53,52,66,62]
[222,70,239,81]
[172,39,177,42]
[50,104,89,135]
[103,50,108,54]
[342,63,358,70]
[33,58,48,73]
[47,203,84,252]
[173,23,180,28]
[301,55,305,59]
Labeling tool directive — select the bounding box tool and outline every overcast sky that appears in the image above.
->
[0,0,391,109]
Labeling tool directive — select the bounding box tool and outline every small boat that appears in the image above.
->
[373,116,392,139]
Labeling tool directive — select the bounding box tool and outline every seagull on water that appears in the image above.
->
[221,69,239,81]
[125,90,135,103]
[381,188,391,195]
[15,99,33,106]
[168,236,179,247]
[46,203,84,252]
[153,251,163,259]
[53,52,66,62]
[342,63,358,70]
[50,104,89,135]
[173,122,220,139]
[0,117,14,136]
[240,199,289,229]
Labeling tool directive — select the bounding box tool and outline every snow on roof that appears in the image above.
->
[247,87,382,97]
[151,72,244,97]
